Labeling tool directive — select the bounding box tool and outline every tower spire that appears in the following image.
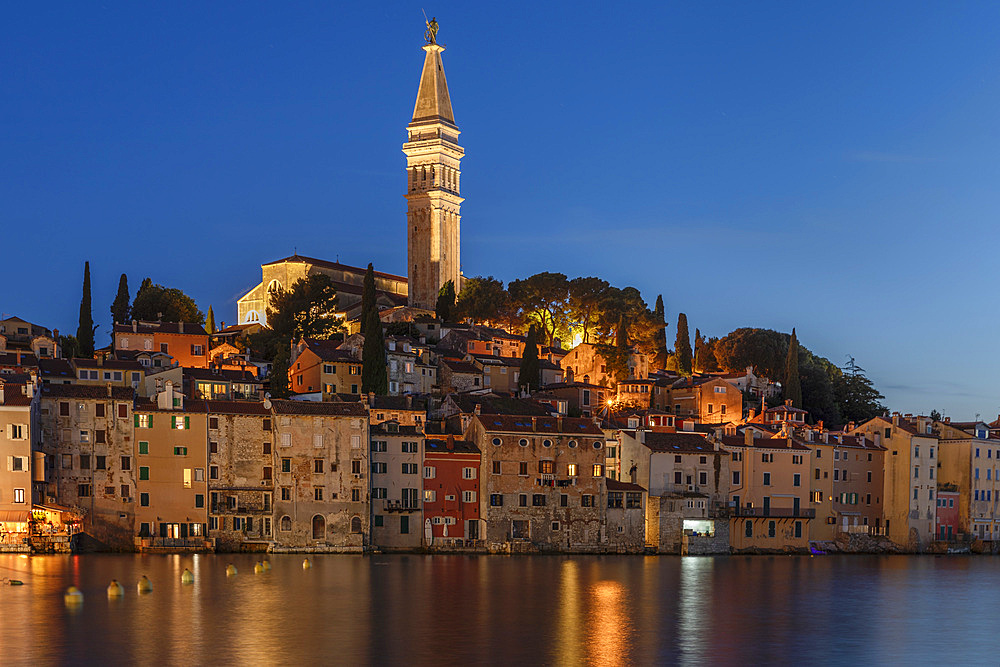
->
[404,21,464,310]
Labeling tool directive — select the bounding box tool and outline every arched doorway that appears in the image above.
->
[312,514,325,540]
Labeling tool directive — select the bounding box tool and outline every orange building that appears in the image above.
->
[114,321,210,369]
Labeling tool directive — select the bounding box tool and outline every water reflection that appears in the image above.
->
[2,554,1000,665]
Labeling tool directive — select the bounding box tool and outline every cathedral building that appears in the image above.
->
[237,26,463,324]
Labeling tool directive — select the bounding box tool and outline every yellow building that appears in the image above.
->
[851,414,937,550]
[133,386,211,550]
[722,431,813,552]
[0,381,37,550]
[934,419,1000,542]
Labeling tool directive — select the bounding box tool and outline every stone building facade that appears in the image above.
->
[38,384,135,549]
[206,400,274,552]
[370,421,424,549]
[271,400,370,551]
[467,414,607,552]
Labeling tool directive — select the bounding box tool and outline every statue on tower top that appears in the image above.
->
[424,16,439,44]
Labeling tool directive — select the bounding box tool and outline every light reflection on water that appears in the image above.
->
[0,554,998,665]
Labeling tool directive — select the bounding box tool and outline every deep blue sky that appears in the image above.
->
[3,3,999,418]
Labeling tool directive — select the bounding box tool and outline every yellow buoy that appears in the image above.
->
[261,560,271,571]
[64,586,84,606]
[226,564,238,577]
[107,580,125,598]
[302,558,312,570]
[137,575,153,594]
[181,568,194,585]
[254,562,264,574]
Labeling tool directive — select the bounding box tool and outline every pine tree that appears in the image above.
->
[784,328,802,407]
[675,313,692,376]
[206,306,216,334]
[77,261,95,358]
[360,263,377,335]
[519,324,540,393]
[110,273,130,326]
[653,294,668,370]
[361,308,389,395]
[436,280,456,322]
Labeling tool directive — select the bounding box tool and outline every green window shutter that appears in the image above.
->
[139,441,148,455]
[140,467,149,480]
[185,416,190,429]
[149,414,152,428]
[134,414,139,427]
[171,416,176,429]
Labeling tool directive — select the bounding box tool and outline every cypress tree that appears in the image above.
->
[360,263,377,335]
[519,324,540,393]
[110,273,130,325]
[694,328,702,373]
[436,280,456,322]
[675,313,692,376]
[361,308,389,395]
[653,294,668,370]
[206,306,216,334]
[784,328,802,407]
[77,261,95,358]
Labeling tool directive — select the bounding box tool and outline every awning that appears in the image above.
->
[0,510,31,523]
[33,503,75,514]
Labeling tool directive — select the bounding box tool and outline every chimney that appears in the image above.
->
[817,420,823,432]
[557,416,563,432]
[785,399,792,407]
[531,417,537,431]
[473,403,481,416]
[0,384,5,404]
[744,429,753,446]
[132,320,137,333]
[446,434,455,450]
[892,414,899,426]
[748,408,756,420]
[787,438,793,448]
[179,322,184,334]
[107,383,112,398]
[220,321,226,330]
[822,431,828,444]
[368,392,375,408]
[945,417,951,424]
[847,421,855,432]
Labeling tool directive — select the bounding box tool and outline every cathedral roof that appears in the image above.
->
[411,44,455,126]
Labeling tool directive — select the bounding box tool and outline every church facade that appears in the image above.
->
[237,28,463,324]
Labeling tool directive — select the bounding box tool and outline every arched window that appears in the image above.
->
[267,279,282,294]
[244,310,260,324]
[350,516,362,533]
[280,515,291,531]
[312,514,326,540]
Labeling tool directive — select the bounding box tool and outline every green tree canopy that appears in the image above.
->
[834,358,887,425]
[77,261,95,358]
[266,274,341,342]
[784,328,802,407]
[714,328,787,379]
[652,295,668,369]
[362,308,389,395]
[508,272,571,346]
[436,280,456,322]
[110,273,130,326]
[131,279,204,324]
[568,277,610,345]
[360,263,377,336]
[674,313,692,376]
[454,276,514,328]
[519,324,541,393]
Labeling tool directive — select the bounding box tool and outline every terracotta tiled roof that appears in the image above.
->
[0,383,35,406]
[113,321,208,336]
[41,384,135,400]
[205,400,270,415]
[447,394,550,416]
[425,438,480,454]
[270,399,368,416]
[640,432,714,453]
[38,358,74,377]
[720,435,811,451]
[606,478,647,493]
[72,358,145,371]
[367,395,428,412]
[441,359,481,375]
[303,338,358,363]
[476,414,603,436]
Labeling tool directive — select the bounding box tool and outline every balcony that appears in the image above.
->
[383,499,419,513]
[732,506,816,519]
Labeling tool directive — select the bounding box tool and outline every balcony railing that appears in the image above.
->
[732,506,816,519]
[383,499,419,513]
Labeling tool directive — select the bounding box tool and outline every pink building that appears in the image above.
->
[936,489,960,541]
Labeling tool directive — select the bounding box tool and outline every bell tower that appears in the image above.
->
[403,21,464,310]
